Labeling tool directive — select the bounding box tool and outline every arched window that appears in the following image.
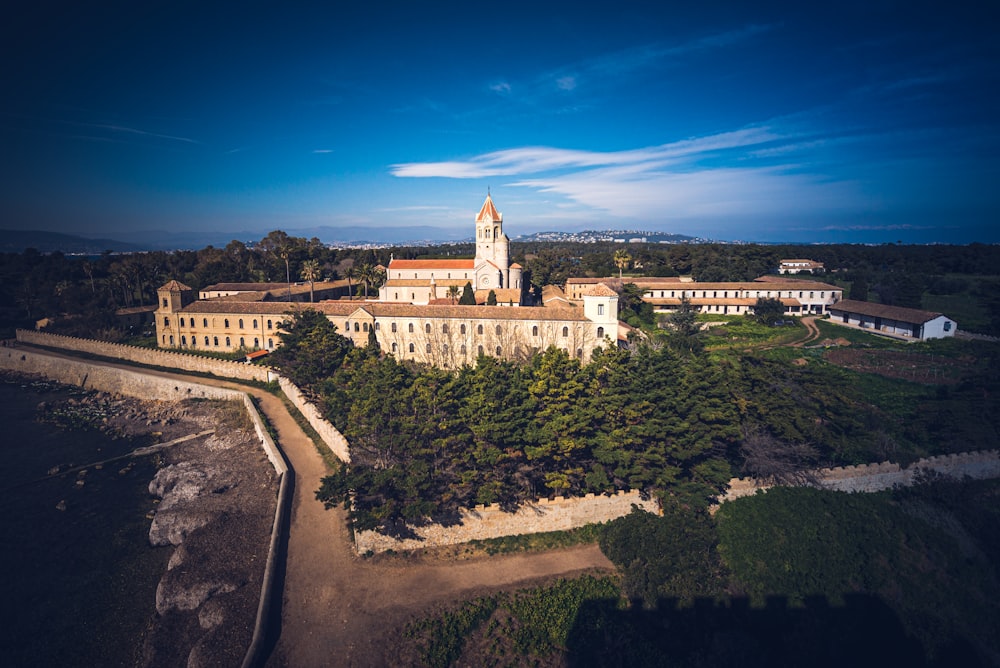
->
[460,344,467,354]
[597,327,604,338]
[562,326,569,337]
[460,324,466,335]
[268,338,274,349]
[226,337,231,346]
[267,320,272,329]
[408,343,415,353]
[477,324,484,335]
[163,317,170,326]
[443,344,449,354]
[240,337,245,347]
[495,325,502,335]
[354,322,360,332]
[425,343,431,353]
[203,318,208,327]
[532,325,538,336]
[180,318,185,327]
[391,342,397,352]
[214,336,219,346]
[577,348,583,359]
[408,323,414,333]
[239,319,244,329]
[425,323,431,333]
[252,319,258,329]
[496,346,502,356]
[391,322,397,333]
[224,319,230,328]
[478,345,484,356]
[374,323,380,331]
[162,298,168,308]
[169,335,174,345]
[363,323,369,332]
[204,336,209,346]
[181,335,186,345]
[442,324,448,334]
[254,338,259,348]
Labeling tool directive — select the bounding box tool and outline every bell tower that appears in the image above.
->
[474,193,510,288]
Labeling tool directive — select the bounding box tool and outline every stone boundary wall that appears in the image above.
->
[720,449,1000,502]
[355,489,659,555]
[278,376,351,463]
[15,329,354,465]
[16,329,274,383]
[1,346,243,402]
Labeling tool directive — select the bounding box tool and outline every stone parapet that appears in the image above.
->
[16,329,273,383]
[278,376,351,463]
[355,489,658,554]
[719,449,1000,503]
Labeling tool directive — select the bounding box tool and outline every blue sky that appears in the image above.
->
[1,0,997,244]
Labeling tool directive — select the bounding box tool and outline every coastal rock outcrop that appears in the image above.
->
[137,398,278,668]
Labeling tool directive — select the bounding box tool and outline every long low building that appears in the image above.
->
[155,280,620,368]
[566,277,844,316]
[827,299,956,341]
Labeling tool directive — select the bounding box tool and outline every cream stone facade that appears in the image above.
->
[155,280,618,368]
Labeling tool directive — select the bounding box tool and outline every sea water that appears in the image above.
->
[0,377,168,667]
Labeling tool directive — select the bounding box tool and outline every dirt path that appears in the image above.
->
[791,316,822,347]
[20,348,613,667]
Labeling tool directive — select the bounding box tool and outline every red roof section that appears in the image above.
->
[476,194,501,222]
[390,259,475,269]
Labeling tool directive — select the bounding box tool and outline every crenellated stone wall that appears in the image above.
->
[15,330,275,383]
[719,450,1000,503]
[355,489,659,554]
[1,346,243,402]
[277,376,350,463]
[14,329,353,462]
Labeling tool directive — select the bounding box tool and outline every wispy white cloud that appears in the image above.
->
[71,121,200,144]
[556,76,577,91]
[392,123,865,222]
[312,149,334,153]
[488,24,774,111]
[391,126,781,178]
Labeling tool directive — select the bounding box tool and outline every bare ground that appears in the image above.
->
[20,348,615,667]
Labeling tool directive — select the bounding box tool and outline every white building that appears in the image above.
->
[827,300,956,341]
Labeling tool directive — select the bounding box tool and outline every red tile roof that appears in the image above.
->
[389,259,475,269]
[476,194,501,222]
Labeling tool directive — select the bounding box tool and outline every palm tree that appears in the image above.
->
[446,285,460,304]
[614,248,632,279]
[357,263,373,299]
[300,259,321,302]
[344,265,358,300]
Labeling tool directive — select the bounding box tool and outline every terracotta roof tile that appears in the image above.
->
[476,194,501,222]
[389,259,475,269]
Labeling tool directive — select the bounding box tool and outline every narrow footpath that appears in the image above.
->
[21,348,613,667]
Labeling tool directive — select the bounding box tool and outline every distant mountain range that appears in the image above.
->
[2,226,703,254]
[514,230,702,243]
[0,230,144,254]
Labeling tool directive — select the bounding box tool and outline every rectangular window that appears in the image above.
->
[597,304,604,315]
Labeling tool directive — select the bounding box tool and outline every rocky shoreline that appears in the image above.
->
[28,378,279,667]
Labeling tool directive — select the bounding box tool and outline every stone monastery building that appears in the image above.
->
[155,196,618,368]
